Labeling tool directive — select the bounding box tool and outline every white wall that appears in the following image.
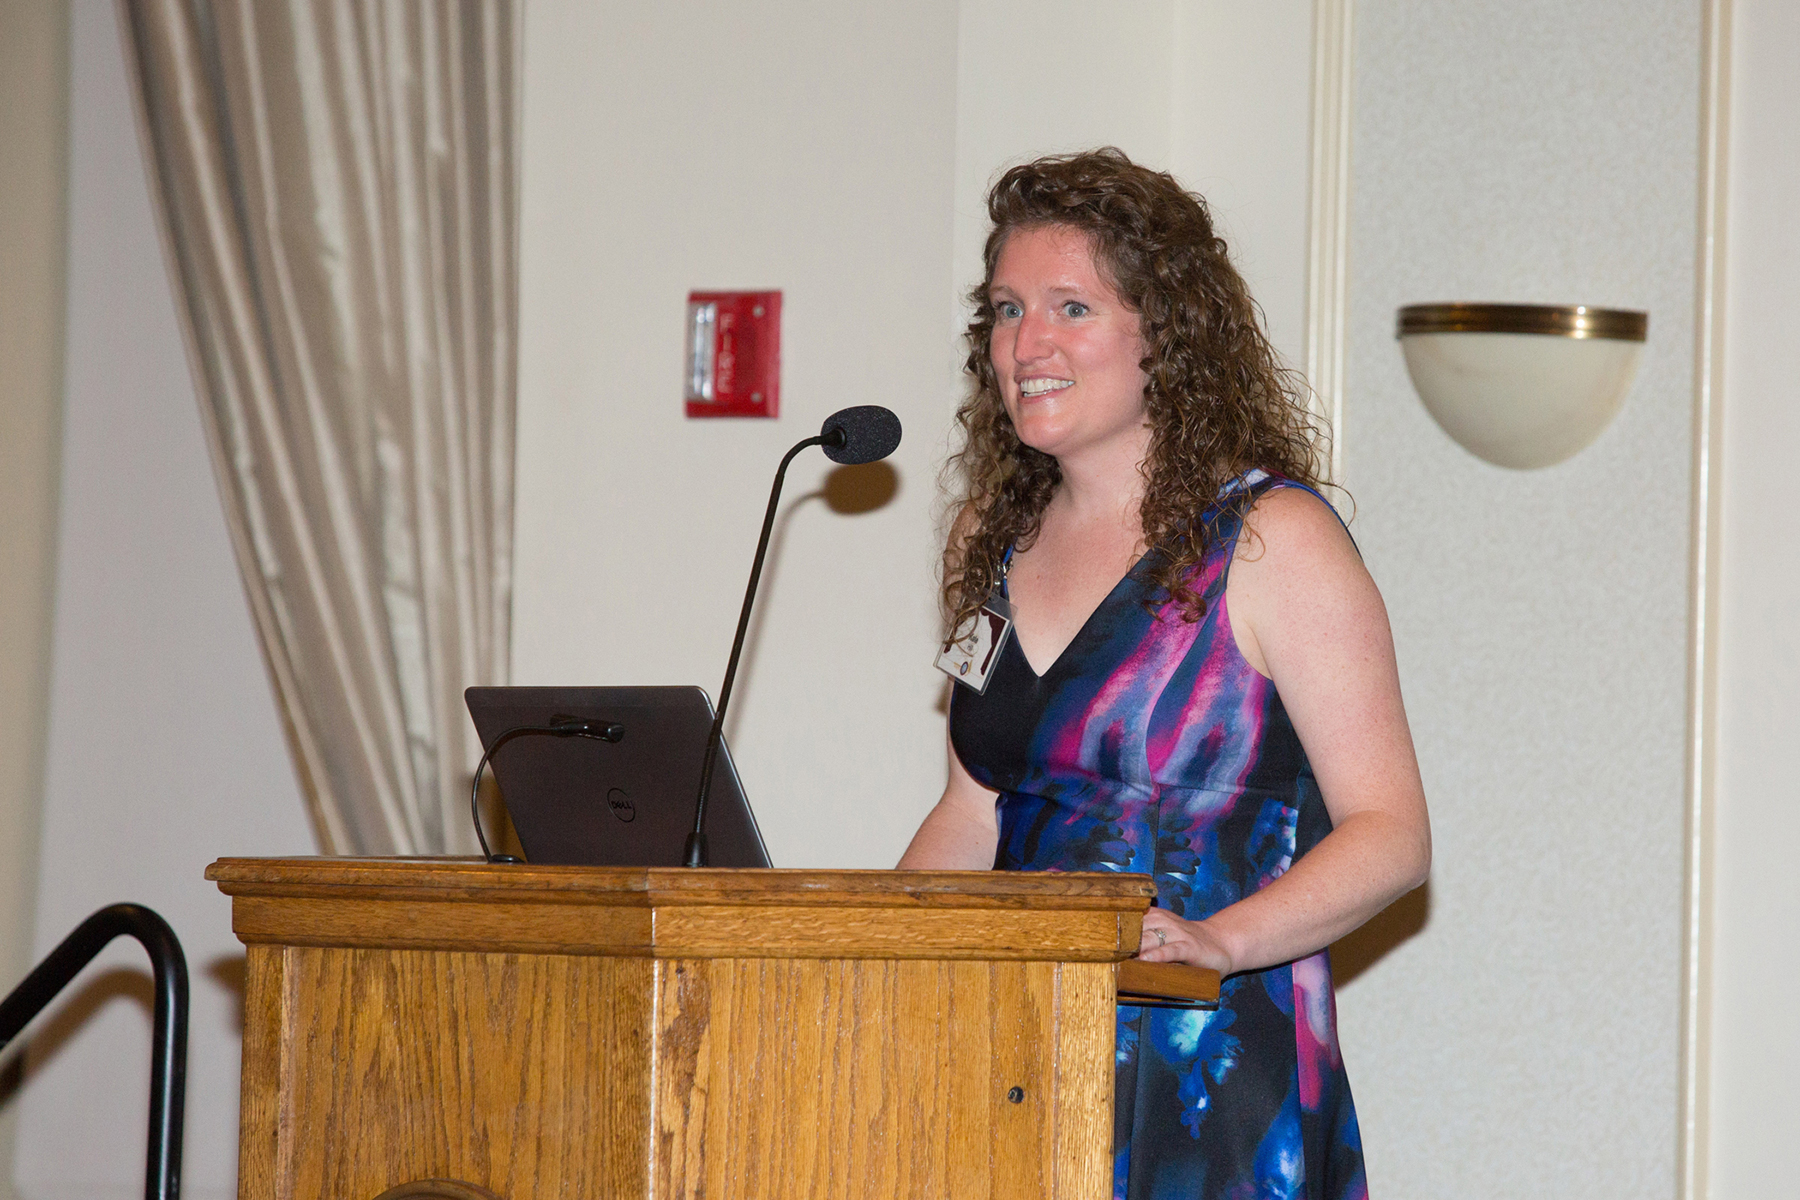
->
[1334,3,1701,1197]
[952,1,1313,368]
[11,4,315,1199]
[513,0,965,867]
[1710,0,1800,1190]
[1168,1,1314,371]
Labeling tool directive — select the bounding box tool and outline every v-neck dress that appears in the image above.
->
[949,475,1367,1200]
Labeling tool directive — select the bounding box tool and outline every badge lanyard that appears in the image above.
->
[934,554,1015,694]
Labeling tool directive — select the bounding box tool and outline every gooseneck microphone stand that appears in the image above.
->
[683,434,826,868]
[683,405,901,868]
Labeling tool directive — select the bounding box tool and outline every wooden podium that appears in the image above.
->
[207,858,1216,1200]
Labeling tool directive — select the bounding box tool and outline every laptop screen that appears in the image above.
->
[464,685,772,867]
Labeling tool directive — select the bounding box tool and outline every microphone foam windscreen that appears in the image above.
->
[820,405,903,465]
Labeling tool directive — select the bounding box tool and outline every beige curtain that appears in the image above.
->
[121,0,516,854]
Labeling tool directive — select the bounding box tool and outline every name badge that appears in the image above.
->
[935,594,1014,694]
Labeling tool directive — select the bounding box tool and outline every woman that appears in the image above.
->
[900,148,1429,1199]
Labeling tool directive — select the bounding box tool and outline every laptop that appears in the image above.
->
[463,685,772,867]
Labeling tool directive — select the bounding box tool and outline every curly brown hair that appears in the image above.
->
[943,147,1328,636]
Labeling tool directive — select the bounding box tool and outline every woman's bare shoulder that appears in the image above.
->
[1235,483,1357,571]
[1226,482,1380,675]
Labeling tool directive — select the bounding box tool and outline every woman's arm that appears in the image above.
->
[1137,486,1431,975]
[900,504,1003,870]
[897,732,1001,869]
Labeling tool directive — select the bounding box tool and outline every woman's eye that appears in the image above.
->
[995,301,1022,320]
[1062,301,1089,318]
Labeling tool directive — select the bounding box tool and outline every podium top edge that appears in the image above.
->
[205,857,1159,908]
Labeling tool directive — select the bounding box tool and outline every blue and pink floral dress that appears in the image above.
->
[950,475,1367,1200]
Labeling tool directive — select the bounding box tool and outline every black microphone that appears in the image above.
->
[683,406,902,867]
[820,404,902,465]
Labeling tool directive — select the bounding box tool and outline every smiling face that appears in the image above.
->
[987,224,1151,470]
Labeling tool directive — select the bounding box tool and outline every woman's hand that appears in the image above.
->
[1137,907,1235,975]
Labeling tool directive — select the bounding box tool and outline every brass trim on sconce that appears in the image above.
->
[1397,303,1647,342]
[1395,300,1651,469]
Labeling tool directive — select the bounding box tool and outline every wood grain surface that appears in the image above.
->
[206,859,1158,907]
[236,944,284,1199]
[1051,963,1116,1197]
[649,958,1111,1199]
[209,860,1154,962]
[215,859,1159,1199]
[275,947,652,1199]
[1113,959,1221,1005]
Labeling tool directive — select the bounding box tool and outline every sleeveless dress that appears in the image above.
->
[949,475,1367,1200]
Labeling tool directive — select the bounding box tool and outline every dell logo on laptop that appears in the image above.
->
[606,787,636,823]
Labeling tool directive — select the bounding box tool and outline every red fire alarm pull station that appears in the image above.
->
[685,290,780,418]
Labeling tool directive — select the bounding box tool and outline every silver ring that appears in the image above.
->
[1153,928,1166,948]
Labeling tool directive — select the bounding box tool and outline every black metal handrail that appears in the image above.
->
[0,903,189,1200]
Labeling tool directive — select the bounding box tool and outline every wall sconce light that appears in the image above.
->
[1396,303,1648,469]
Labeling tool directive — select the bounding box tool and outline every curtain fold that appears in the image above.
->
[121,0,516,854]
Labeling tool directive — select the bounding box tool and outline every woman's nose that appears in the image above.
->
[1012,306,1053,361]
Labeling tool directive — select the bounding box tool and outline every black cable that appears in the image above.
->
[470,717,624,863]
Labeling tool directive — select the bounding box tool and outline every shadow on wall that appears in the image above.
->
[0,966,154,1106]
[208,953,246,1032]
[820,461,900,514]
[0,952,255,1116]
[1332,880,1432,986]
[725,461,904,742]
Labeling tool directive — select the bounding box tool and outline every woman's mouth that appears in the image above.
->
[1018,377,1074,398]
